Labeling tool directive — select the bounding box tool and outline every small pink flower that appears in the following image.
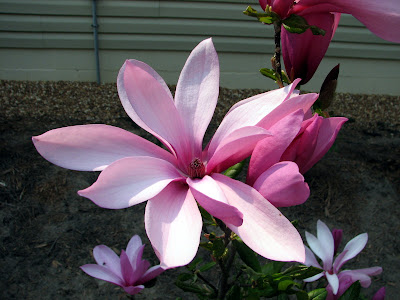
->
[33,38,320,268]
[80,235,164,295]
[259,0,400,84]
[372,287,385,300]
[304,220,382,299]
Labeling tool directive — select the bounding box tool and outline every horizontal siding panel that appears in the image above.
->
[1,32,399,60]
[0,15,389,45]
[0,0,91,16]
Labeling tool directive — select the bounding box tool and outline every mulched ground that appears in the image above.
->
[1,80,399,299]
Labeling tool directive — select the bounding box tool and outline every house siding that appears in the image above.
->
[1,0,399,94]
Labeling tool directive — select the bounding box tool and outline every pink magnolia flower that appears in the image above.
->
[33,38,319,268]
[304,220,382,299]
[247,109,347,207]
[80,235,163,295]
[259,0,400,84]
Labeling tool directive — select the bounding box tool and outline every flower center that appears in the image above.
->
[188,158,206,178]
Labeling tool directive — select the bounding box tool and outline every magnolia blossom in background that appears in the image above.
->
[303,220,382,299]
[32,38,323,268]
[247,109,347,207]
[372,287,385,300]
[259,0,400,84]
[80,235,163,295]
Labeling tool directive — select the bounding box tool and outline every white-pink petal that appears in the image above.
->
[145,182,202,269]
[78,157,182,209]
[212,173,305,263]
[305,231,330,269]
[206,126,271,173]
[304,245,322,269]
[126,235,143,263]
[175,38,219,157]
[316,220,335,270]
[93,245,122,277]
[208,81,301,156]
[187,176,243,226]
[80,264,124,286]
[326,272,340,295]
[118,59,190,162]
[32,124,175,171]
[138,265,164,284]
[333,233,368,271]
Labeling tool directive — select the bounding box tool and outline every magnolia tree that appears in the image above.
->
[32,1,400,299]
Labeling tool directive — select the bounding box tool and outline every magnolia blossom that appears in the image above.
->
[304,220,382,299]
[33,38,321,268]
[248,109,347,207]
[81,235,163,295]
[259,0,400,84]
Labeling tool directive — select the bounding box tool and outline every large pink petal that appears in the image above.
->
[187,176,243,226]
[212,173,305,262]
[117,59,190,163]
[256,93,318,130]
[206,126,271,174]
[253,161,309,207]
[293,0,400,43]
[80,264,124,286]
[281,12,338,84]
[145,182,202,269]
[78,157,182,209]
[333,233,368,271]
[93,245,122,277]
[300,117,348,173]
[175,38,219,157]
[208,81,301,157]
[247,110,304,185]
[32,124,175,171]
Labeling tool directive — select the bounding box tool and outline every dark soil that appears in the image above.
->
[0,80,399,299]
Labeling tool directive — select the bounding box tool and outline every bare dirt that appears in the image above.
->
[0,80,399,299]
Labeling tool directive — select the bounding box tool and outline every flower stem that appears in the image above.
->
[273,21,284,88]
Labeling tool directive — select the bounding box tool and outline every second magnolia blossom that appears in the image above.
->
[304,220,382,299]
[32,38,325,268]
[248,109,347,207]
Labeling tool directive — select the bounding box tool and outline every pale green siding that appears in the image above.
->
[1,0,400,94]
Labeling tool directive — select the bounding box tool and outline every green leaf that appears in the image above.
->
[259,16,274,24]
[262,261,286,275]
[278,279,296,291]
[308,288,328,300]
[212,238,227,258]
[224,161,245,179]
[187,257,203,271]
[296,290,309,300]
[338,281,361,300]
[198,261,216,272]
[177,273,195,282]
[282,265,323,280]
[199,241,213,251]
[260,68,277,81]
[277,293,289,300]
[226,285,242,300]
[198,205,216,226]
[310,26,326,36]
[233,238,262,272]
